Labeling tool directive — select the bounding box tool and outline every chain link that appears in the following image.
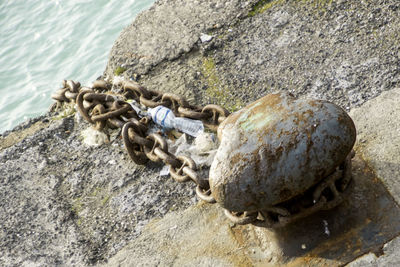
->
[50,80,81,110]
[121,80,230,128]
[52,79,354,228]
[122,120,150,165]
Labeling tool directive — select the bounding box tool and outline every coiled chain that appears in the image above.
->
[52,79,228,204]
[51,80,353,228]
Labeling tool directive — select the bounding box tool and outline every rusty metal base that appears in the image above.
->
[225,151,355,227]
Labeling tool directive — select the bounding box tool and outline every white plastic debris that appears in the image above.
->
[81,127,109,147]
[160,165,170,177]
[148,106,204,137]
[126,99,148,118]
[200,33,213,43]
[195,131,216,152]
[74,104,83,123]
[160,132,218,176]
[112,75,125,85]
[170,134,191,155]
[323,220,330,236]
[178,133,218,166]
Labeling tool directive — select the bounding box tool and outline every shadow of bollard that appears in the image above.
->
[238,154,400,266]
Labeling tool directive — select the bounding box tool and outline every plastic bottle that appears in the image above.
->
[148,106,204,137]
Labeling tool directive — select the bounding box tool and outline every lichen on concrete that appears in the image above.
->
[201,56,244,111]
[248,0,284,17]
[113,66,126,76]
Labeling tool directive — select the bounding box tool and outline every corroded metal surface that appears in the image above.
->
[210,93,356,212]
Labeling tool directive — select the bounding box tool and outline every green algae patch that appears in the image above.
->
[202,57,223,104]
[201,56,244,112]
[298,0,333,6]
[71,197,84,214]
[69,186,113,230]
[249,0,333,17]
[52,102,76,121]
[101,195,110,206]
[249,0,284,17]
[296,0,334,15]
[114,66,126,76]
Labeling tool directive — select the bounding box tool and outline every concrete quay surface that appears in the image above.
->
[1,0,400,266]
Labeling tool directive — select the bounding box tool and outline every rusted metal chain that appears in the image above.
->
[51,80,81,103]
[52,79,221,203]
[122,120,149,165]
[50,80,82,111]
[122,80,230,130]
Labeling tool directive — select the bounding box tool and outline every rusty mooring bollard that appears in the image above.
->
[52,79,357,227]
[210,92,356,226]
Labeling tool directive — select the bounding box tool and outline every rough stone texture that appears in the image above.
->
[2,0,400,266]
[346,236,400,267]
[107,0,400,111]
[0,114,197,266]
[350,87,400,205]
[105,0,257,76]
[346,253,378,267]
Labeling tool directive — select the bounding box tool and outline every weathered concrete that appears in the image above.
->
[0,114,198,266]
[2,0,400,266]
[107,0,400,111]
[346,236,400,267]
[105,0,257,76]
[350,88,400,205]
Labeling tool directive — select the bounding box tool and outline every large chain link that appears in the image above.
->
[52,80,353,228]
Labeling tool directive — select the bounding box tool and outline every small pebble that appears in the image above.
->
[200,33,213,43]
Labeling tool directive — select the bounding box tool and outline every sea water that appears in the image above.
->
[0,0,155,134]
